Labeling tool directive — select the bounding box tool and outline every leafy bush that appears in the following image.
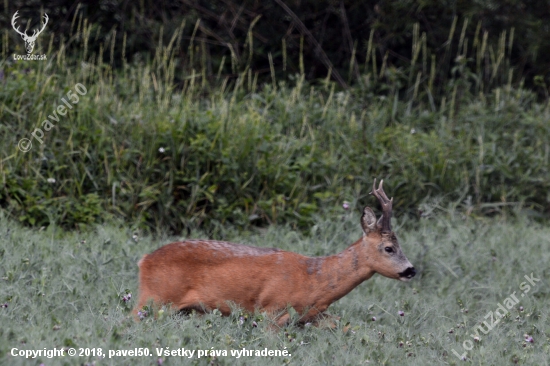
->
[1,14,549,232]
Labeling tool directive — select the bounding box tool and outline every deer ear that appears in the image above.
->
[361,206,378,235]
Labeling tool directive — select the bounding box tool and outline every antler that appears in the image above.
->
[11,11,48,39]
[370,178,393,233]
[11,11,27,37]
[33,13,49,38]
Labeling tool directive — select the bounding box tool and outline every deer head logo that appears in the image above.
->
[11,11,49,54]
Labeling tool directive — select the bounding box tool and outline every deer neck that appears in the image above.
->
[309,238,375,306]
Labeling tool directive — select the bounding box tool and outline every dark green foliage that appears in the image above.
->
[2,0,550,93]
[1,2,550,232]
[1,56,550,231]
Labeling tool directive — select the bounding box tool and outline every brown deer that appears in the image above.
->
[135,179,416,326]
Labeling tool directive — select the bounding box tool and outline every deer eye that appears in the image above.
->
[384,247,394,253]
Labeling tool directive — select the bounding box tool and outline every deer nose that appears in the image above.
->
[399,267,416,279]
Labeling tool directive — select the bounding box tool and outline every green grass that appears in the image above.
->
[1,210,548,365]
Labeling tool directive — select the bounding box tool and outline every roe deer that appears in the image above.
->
[135,179,416,326]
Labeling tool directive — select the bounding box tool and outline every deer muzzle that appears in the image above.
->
[398,267,417,281]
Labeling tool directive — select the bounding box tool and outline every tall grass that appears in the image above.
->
[1,14,549,232]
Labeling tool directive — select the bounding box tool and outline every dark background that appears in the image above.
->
[3,0,550,95]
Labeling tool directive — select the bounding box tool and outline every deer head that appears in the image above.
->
[11,11,49,54]
[361,179,416,281]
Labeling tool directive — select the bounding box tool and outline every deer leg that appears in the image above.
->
[310,312,340,328]
[275,312,291,327]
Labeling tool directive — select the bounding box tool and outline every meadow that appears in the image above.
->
[0,209,549,365]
